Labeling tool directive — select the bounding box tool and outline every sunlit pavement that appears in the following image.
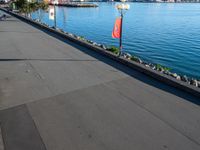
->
[0,11,200,150]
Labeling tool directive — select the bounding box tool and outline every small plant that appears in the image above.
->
[130,56,142,63]
[131,56,138,62]
[79,36,85,41]
[156,64,171,72]
[107,46,119,55]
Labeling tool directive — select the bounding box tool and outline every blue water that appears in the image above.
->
[32,3,200,79]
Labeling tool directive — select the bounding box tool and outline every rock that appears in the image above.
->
[72,34,76,38]
[176,75,181,80]
[139,59,143,63]
[171,73,178,78]
[126,53,132,57]
[121,53,132,59]
[88,40,93,44]
[141,62,146,65]
[158,67,164,72]
[181,75,188,82]
[96,44,101,47]
[190,79,198,87]
[100,45,107,50]
[145,64,150,68]
[167,72,173,76]
[121,53,126,58]
[149,63,154,67]
[131,56,142,63]
[57,28,63,32]
[197,81,200,88]
[163,70,170,75]
[152,66,156,70]
[126,53,132,60]
[92,42,98,46]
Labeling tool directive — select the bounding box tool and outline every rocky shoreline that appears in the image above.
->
[50,3,98,8]
[33,19,200,89]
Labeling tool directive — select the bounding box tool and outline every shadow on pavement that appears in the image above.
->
[14,18,200,106]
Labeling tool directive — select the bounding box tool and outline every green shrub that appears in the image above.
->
[130,56,142,63]
[107,46,119,55]
[156,64,171,71]
[131,56,138,61]
[79,36,85,41]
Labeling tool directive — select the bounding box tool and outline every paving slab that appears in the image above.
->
[27,83,200,150]
[0,105,46,150]
[0,61,52,110]
[104,77,200,144]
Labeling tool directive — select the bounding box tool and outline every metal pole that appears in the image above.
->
[54,3,56,28]
[119,11,123,56]
[27,0,30,18]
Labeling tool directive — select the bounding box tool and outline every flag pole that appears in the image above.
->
[54,2,56,28]
[115,1,130,56]
[119,12,123,56]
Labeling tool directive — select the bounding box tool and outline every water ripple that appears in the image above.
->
[32,3,200,78]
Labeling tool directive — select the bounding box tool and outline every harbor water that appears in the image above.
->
[32,2,200,79]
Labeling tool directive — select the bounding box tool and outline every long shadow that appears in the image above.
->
[0,19,19,22]
[15,18,200,106]
[0,58,97,62]
[0,31,41,33]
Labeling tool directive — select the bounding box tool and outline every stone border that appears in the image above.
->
[1,7,200,98]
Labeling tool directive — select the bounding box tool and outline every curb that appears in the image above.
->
[1,8,200,98]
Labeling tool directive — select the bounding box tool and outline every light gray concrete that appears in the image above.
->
[0,11,200,150]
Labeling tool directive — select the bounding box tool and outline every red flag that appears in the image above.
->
[112,17,122,39]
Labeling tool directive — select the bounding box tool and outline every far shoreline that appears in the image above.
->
[81,1,200,4]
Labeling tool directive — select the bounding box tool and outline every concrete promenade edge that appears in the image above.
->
[0,10,200,150]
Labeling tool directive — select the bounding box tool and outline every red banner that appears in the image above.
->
[112,17,122,39]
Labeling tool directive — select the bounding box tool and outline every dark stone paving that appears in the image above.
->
[0,105,46,150]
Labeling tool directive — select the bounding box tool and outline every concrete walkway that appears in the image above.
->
[0,11,200,150]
